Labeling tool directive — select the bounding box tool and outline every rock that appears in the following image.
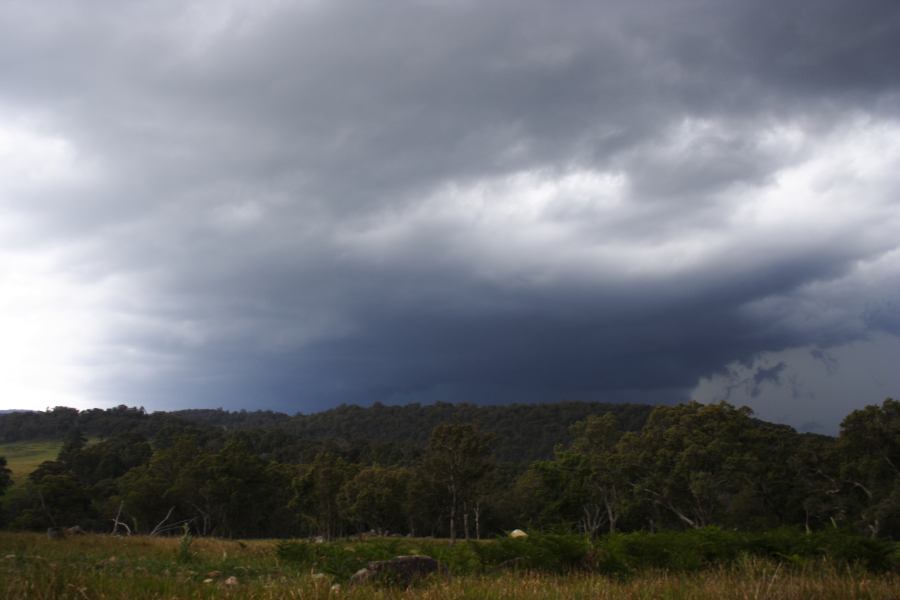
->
[330,583,341,593]
[349,555,446,588]
[509,529,528,538]
[65,526,87,535]
[349,568,370,584]
[224,576,239,586]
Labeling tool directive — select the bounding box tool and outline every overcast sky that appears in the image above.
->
[1,0,899,432]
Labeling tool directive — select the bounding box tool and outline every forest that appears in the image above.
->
[0,399,897,541]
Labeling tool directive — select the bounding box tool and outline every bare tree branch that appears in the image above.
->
[150,506,176,536]
[111,501,132,536]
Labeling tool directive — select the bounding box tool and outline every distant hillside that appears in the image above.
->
[0,439,64,487]
[276,402,653,463]
[0,401,654,464]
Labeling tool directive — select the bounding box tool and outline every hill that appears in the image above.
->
[0,401,654,465]
[1,400,894,540]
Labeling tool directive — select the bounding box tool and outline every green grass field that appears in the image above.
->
[0,532,897,599]
[0,440,63,487]
[0,439,65,513]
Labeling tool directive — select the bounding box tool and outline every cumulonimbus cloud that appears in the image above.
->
[0,0,898,428]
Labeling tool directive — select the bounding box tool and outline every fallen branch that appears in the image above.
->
[152,519,194,536]
[37,488,57,528]
[111,501,132,536]
[149,506,176,536]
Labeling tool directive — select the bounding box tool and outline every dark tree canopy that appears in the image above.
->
[0,399,897,540]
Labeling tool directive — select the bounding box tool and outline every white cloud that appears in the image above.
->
[0,118,98,197]
[337,116,900,290]
[0,248,102,410]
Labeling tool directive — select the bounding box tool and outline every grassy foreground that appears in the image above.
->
[1,532,898,600]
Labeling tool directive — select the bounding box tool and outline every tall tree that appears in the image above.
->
[838,399,900,537]
[0,456,11,497]
[624,402,768,530]
[338,465,412,534]
[422,423,495,543]
[569,413,629,535]
[117,435,201,534]
[58,428,87,467]
[788,433,843,532]
[291,451,356,539]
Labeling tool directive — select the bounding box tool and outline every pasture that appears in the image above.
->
[0,531,897,599]
[0,440,64,516]
[0,440,63,507]
[0,440,63,488]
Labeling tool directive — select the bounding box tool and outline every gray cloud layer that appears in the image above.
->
[1,0,899,426]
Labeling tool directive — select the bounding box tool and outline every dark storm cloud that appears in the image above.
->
[750,363,787,397]
[810,349,839,375]
[1,0,899,417]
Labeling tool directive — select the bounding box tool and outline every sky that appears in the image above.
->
[1,0,899,433]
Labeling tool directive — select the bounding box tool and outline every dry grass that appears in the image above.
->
[0,532,897,600]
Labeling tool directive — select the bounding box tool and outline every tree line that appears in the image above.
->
[0,401,653,465]
[0,399,896,540]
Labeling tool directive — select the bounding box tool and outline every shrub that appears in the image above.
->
[175,524,194,564]
[470,533,591,573]
[277,529,897,581]
[594,528,899,575]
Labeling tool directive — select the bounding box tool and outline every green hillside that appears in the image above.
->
[0,440,63,487]
[0,402,655,465]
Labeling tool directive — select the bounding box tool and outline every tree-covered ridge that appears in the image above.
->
[0,401,654,464]
[0,400,897,541]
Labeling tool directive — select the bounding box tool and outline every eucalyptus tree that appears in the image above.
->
[0,457,10,497]
[422,423,496,543]
[838,399,900,537]
[623,402,777,530]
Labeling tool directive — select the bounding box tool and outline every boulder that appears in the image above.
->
[349,555,446,587]
[509,529,528,538]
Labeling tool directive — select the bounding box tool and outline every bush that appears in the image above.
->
[175,524,194,564]
[277,529,897,581]
[277,535,592,578]
[594,528,899,575]
[468,533,591,573]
